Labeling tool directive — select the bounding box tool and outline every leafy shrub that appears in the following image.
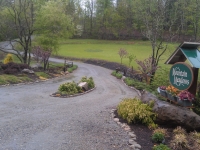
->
[188,131,200,149]
[58,81,78,95]
[124,77,152,92]
[3,53,13,64]
[111,71,123,79]
[80,76,95,89]
[57,76,95,95]
[67,65,78,73]
[117,98,157,128]
[150,67,170,90]
[152,144,171,150]
[173,126,186,135]
[170,134,188,150]
[152,132,165,143]
[153,128,168,137]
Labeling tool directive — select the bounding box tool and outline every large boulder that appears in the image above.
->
[141,91,200,131]
[78,82,88,91]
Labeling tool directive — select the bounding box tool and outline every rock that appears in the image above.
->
[113,118,119,122]
[141,91,200,130]
[78,82,88,91]
[124,127,131,131]
[129,132,136,138]
[134,144,141,149]
[129,145,135,150]
[31,63,43,69]
[21,69,34,74]
[129,139,137,145]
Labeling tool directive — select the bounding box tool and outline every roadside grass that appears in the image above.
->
[0,74,32,85]
[35,72,50,78]
[67,65,78,73]
[58,39,178,69]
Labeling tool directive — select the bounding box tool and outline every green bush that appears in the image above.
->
[124,77,152,92]
[80,76,95,89]
[67,65,78,73]
[150,67,170,90]
[58,76,95,95]
[117,98,157,128]
[111,71,123,79]
[58,81,78,95]
[152,132,165,143]
[152,144,171,150]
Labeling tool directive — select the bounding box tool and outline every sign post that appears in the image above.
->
[169,62,194,91]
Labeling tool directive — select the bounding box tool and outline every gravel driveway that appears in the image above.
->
[0,59,138,150]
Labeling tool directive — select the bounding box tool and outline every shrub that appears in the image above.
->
[188,131,200,149]
[3,53,13,64]
[150,67,170,90]
[173,126,186,135]
[117,98,157,128]
[80,76,95,89]
[58,81,78,95]
[152,144,171,150]
[170,134,189,150]
[111,70,123,79]
[67,65,78,73]
[153,128,168,137]
[152,132,165,143]
[124,77,152,92]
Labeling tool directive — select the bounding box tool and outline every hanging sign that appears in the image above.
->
[169,62,193,90]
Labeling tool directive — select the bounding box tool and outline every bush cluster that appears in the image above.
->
[111,71,123,79]
[117,98,157,129]
[124,77,152,91]
[80,76,95,89]
[1,62,29,74]
[153,144,170,150]
[67,65,78,73]
[58,76,95,96]
[58,81,81,95]
[3,54,13,64]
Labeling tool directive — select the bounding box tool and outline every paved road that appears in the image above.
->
[0,60,138,150]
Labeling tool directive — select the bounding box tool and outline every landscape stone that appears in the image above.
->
[78,82,88,91]
[134,144,141,149]
[129,132,136,138]
[113,118,119,122]
[129,139,137,145]
[141,91,200,130]
[129,145,136,150]
[22,69,34,74]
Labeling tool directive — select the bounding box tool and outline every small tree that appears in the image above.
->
[127,54,136,67]
[118,48,128,64]
[135,57,159,83]
[32,46,51,71]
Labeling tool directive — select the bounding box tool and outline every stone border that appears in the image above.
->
[110,109,141,150]
[50,86,96,98]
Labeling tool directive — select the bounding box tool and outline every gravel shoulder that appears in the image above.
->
[0,60,139,150]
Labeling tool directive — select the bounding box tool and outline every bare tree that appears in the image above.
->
[0,0,34,64]
[133,0,180,82]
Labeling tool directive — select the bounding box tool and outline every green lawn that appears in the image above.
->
[58,39,178,69]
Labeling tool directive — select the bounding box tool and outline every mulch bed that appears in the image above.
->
[113,110,174,150]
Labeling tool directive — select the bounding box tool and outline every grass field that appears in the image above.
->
[58,39,179,69]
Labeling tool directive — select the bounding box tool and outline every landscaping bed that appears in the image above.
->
[0,61,78,85]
